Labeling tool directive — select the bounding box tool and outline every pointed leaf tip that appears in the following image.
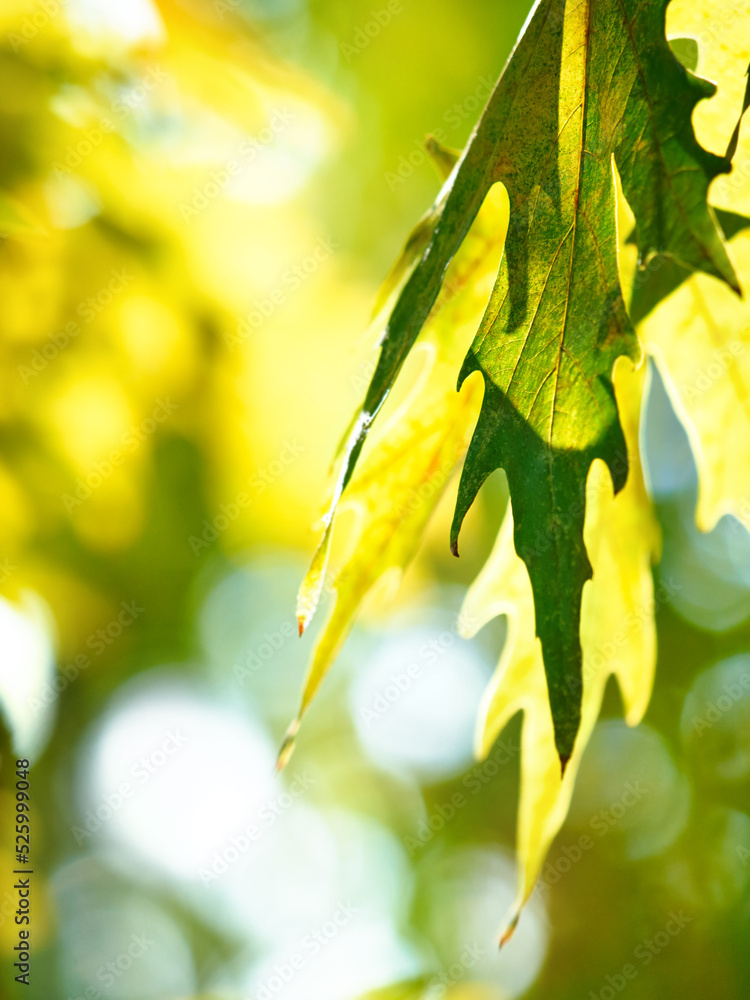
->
[499,912,520,949]
[275,720,300,773]
[424,134,461,181]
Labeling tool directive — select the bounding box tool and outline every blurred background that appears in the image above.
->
[0,0,749,997]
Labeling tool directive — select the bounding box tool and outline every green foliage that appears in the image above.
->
[303,0,738,766]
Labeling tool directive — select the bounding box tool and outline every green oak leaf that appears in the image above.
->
[306,0,737,768]
[613,6,739,289]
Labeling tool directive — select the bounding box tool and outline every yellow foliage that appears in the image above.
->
[284,168,509,764]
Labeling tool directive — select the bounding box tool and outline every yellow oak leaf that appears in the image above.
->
[459,357,659,942]
[280,158,509,767]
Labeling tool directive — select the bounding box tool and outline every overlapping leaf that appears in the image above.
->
[450,0,737,767]
[298,0,736,767]
[280,148,508,766]
[277,0,750,948]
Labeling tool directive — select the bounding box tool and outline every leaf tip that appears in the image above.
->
[275,719,300,773]
[722,260,743,298]
[559,752,571,778]
[424,134,460,181]
[499,912,520,949]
